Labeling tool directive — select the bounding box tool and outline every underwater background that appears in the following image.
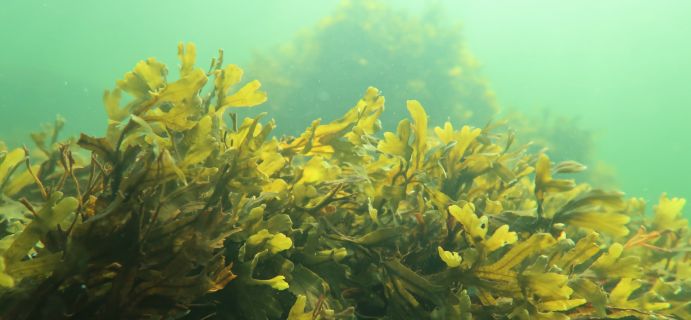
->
[2,1,691,319]
[1,0,688,208]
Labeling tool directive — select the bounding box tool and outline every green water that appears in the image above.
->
[1,0,689,207]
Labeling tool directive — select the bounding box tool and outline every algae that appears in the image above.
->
[0,43,688,320]
[249,0,612,188]
[248,0,498,133]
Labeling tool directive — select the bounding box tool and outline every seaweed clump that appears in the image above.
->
[249,0,498,133]
[249,0,612,189]
[0,43,689,320]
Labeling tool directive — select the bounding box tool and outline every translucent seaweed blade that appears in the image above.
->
[3,194,78,263]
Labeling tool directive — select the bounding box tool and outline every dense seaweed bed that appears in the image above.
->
[0,43,689,319]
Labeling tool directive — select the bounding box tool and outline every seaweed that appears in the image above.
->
[249,0,613,189]
[0,43,688,320]
[248,0,498,134]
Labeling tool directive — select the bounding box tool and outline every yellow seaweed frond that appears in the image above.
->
[178,41,197,77]
[222,80,268,109]
[652,193,687,232]
[522,271,573,300]
[610,278,671,311]
[534,154,576,203]
[552,232,600,271]
[117,58,168,99]
[590,243,642,279]
[0,148,24,187]
[377,119,411,157]
[449,203,488,242]
[437,246,462,268]
[287,295,313,320]
[484,224,518,252]
[406,100,427,170]
[253,275,290,291]
[567,211,631,237]
[480,233,556,273]
[0,257,14,288]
